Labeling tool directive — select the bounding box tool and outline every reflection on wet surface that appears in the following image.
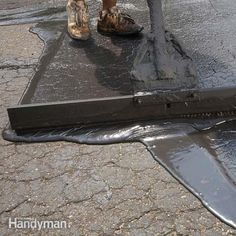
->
[143,120,236,228]
[1,0,236,229]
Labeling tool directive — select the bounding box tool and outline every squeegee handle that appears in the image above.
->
[147,0,171,77]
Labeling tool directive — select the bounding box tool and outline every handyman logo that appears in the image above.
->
[8,218,71,230]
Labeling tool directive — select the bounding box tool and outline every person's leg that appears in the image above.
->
[67,0,91,40]
[98,0,143,35]
[102,0,116,10]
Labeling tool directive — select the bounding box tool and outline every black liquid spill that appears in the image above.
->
[142,120,236,228]
[2,3,236,230]
[3,118,236,228]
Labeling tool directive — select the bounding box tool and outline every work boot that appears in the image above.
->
[97,6,143,36]
[67,0,91,40]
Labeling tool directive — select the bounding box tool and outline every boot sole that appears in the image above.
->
[67,30,91,41]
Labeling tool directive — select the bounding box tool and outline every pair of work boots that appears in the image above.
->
[67,0,143,40]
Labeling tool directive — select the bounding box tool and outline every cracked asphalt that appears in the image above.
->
[0,12,236,236]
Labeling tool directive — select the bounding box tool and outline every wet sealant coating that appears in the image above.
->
[3,118,236,228]
[163,0,236,88]
[3,0,236,104]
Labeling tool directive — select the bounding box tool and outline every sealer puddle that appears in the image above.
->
[3,119,236,228]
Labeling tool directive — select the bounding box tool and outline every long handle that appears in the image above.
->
[147,0,174,79]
